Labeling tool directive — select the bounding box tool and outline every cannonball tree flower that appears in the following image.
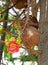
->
[7,37,20,53]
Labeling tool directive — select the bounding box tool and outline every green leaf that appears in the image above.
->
[5,32,11,41]
[8,14,15,20]
[7,52,12,59]
[17,37,22,43]
[0,27,3,31]
[20,54,38,61]
[0,27,3,34]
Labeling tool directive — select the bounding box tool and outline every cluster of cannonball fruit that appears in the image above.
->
[20,16,40,48]
[11,0,27,9]
[11,0,40,53]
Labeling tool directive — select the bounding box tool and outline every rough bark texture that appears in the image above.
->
[38,0,48,65]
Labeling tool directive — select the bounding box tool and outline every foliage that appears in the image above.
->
[3,25,38,63]
[0,0,39,64]
[20,53,38,61]
[0,27,3,34]
[8,14,15,20]
[0,8,5,20]
[3,26,22,62]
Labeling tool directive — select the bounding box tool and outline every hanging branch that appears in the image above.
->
[10,9,26,27]
[0,9,25,22]
[19,9,25,17]
[0,29,18,37]
[19,0,30,37]
[0,0,21,14]
[20,45,42,54]
[12,7,19,16]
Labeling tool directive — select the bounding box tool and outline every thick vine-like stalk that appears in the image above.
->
[19,0,30,38]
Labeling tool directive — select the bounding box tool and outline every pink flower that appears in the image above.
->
[7,41,20,53]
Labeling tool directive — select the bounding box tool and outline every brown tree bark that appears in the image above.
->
[38,0,48,65]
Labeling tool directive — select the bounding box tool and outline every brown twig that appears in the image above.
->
[20,45,42,55]
[0,29,18,37]
[0,0,20,14]
[0,20,16,22]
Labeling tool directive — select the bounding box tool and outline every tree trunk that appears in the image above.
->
[45,0,48,21]
[38,0,48,65]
